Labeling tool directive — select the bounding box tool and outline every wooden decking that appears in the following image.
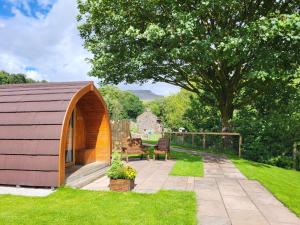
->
[65,161,109,188]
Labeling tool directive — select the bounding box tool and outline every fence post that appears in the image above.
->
[239,135,242,157]
[181,133,184,145]
[203,134,206,149]
[192,134,194,147]
[293,143,297,170]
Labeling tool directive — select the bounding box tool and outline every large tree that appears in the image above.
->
[99,85,144,120]
[77,0,300,132]
[0,70,38,84]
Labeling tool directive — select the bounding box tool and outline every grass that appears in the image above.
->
[0,188,197,225]
[170,151,204,177]
[230,157,300,217]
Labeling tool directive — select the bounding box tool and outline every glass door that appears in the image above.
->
[65,112,74,164]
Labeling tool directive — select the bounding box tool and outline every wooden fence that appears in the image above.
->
[111,120,130,151]
[164,131,243,157]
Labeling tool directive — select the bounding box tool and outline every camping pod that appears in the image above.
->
[0,81,112,187]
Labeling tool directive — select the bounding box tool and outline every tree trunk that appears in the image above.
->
[220,109,233,132]
[219,94,234,149]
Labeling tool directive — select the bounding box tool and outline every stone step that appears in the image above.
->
[65,161,109,188]
[66,167,108,188]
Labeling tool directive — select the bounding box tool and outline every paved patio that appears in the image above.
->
[83,151,300,225]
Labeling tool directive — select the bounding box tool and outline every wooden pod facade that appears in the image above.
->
[0,81,112,187]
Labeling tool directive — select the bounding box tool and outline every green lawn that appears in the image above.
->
[0,188,196,225]
[127,146,204,177]
[170,151,204,177]
[231,157,300,217]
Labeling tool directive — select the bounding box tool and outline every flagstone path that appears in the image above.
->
[83,150,300,225]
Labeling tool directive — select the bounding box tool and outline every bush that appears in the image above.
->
[267,155,294,168]
[233,77,300,168]
[107,152,137,180]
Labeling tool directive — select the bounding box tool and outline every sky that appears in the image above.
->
[0,0,179,95]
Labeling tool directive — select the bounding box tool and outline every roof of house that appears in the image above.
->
[137,110,158,121]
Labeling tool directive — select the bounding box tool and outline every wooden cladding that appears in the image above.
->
[0,155,58,171]
[75,149,96,165]
[0,93,74,103]
[0,125,62,139]
[0,101,69,112]
[72,91,111,164]
[0,140,59,155]
[0,88,80,96]
[0,170,58,187]
[0,112,65,125]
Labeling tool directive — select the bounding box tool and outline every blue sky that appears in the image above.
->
[0,0,179,95]
[0,0,55,18]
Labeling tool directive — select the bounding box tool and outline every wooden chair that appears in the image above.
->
[154,138,170,160]
[121,137,150,162]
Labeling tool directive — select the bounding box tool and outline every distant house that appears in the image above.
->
[137,110,162,134]
[0,81,111,187]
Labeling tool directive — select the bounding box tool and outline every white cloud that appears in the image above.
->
[0,0,179,96]
[0,21,5,28]
[25,69,45,80]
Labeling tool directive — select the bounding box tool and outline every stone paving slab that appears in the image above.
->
[227,209,269,225]
[198,199,228,218]
[0,186,54,197]
[200,216,231,225]
[177,150,300,225]
[82,150,300,225]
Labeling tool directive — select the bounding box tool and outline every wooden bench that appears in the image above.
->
[121,137,150,162]
[154,138,170,160]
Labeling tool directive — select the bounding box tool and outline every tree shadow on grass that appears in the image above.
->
[233,159,272,168]
[170,151,202,163]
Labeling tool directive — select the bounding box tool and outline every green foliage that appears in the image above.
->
[77,0,300,130]
[99,85,144,120]
[0,70,41,84]
[146,89,220,132]
[233,77,300,167]
[106,152,125,179]
[184,94,221,132]
[144,99,164,118]
[0,188,197,225]
[150,76,300,169]
[78,0,300,168]
[122,91,144,119]
[106,152,137,180]
[163,89,191,130]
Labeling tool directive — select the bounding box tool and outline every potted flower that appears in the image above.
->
[107,152,137,191]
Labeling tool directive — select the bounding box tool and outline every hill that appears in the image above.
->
[128,90,163,101]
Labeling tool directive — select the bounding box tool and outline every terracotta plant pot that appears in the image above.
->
[110,178,135,192]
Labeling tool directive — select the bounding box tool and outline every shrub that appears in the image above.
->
[107,152,137,180]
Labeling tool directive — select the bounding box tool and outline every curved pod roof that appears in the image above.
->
[0,81,112,187]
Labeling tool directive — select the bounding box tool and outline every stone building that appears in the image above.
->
[136,110,162,135]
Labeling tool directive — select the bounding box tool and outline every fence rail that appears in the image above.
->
[163,131,243,157]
